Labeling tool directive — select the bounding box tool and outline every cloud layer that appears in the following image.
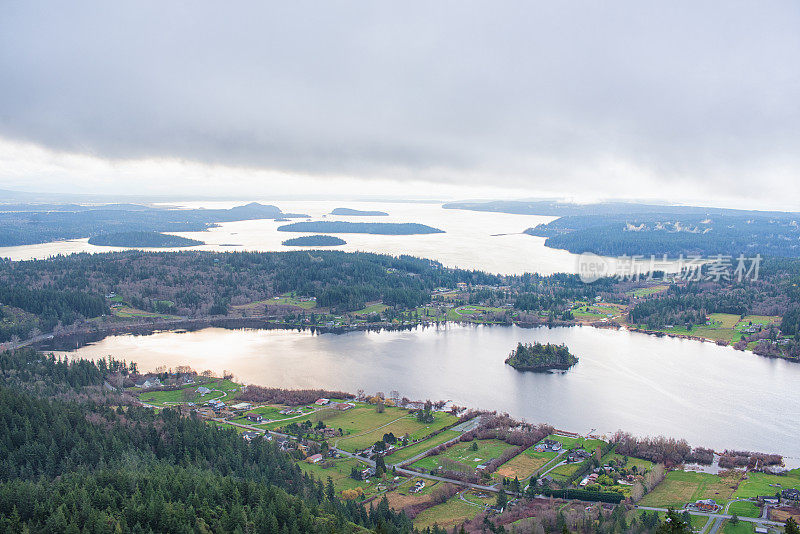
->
[1,1,798,205]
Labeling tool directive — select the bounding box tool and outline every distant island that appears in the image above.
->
[277,221,444,235]
[88,231,204,248]
[330,207,389,216]
[505,342,578,371]
[0,201,309,247]
[281,235,347,247]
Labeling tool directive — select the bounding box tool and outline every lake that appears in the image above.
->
[54,323,800,459]
[0,200,681,276]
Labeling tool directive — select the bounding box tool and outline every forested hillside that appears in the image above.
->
[0,347,415,533]
[0,251,499,341]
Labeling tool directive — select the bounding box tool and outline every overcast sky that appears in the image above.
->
[1,1,798,209]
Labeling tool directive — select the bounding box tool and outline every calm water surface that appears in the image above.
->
[58,324,800,458]
[0,201,680,275]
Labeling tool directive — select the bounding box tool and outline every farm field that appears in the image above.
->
[412,494,481,529]
[639,470,743,508]
[727,501,760,518]
[334,410,457,452]
[262,404,456,453]
[495,447,556,480]
[412,439,515,472]
[721,519,755,534]
[386,430,461,464]
[733,469,800,499]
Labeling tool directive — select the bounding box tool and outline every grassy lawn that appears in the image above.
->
[112,305,179,319]
[727,501,760,518]
[639,470,743,508]
[627,285,669,297]
[353,303,389,315]
[708,313,741,329]
[264,404,456,453]
[601,452,654,473]
[334,410,457,453]
[297,457,375,494]
[234,295,317,310]
[413,494,480,529]
[549,462,582,481]
[733,469,800,499]
[721,520,754,534]
[137,379,240,406]
[495,448,556,480]
[386,430,460,464]
[412,439,514,472]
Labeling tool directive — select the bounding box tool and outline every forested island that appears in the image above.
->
[505,342,578,371]
[277,221,444,235]
[281,235,347,247]
[88,231,204,248]
[525,213,800,258]
[330,207,389,216]
[0,202,308,246]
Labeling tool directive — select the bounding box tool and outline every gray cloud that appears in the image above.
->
[1,1,799,200]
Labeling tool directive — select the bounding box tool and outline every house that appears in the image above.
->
[332,402,354,411]
[782,488,800,503]
[754,528,768,534]
[542,439,562,451]
[135,377,162,389]
[410,480,426,494]
[360,467,376,480]
[537,475,553,486]
[694,499,718,512]
[231,402,252,411]
[242,431,261,441]
[306,454,323,464]
[315,398,330,406]
[476,464,488,471]
[758,495,779,506]
[196,386,211,395]
[246,412,264,423]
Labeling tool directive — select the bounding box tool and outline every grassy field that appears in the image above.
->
[733,469,800,499]
[727,501,760,518]
[721,520,754,534]
[262,404,456,453]
[627,285,670,298]
[386,430,461,464]
[412,439,515,472]
[572,303,626,321]
[230,404,315,425]
[352,303,389,315]
[137,379,240,406]
[234,294,318,311]
[297,456,374,494]
[495,447,556,480]
[638,313,782,346]
[112,305,179,319]
[639,470,743,508]
[412,494,480,529]
[334,410,457,452]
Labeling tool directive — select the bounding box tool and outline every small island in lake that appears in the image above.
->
[88,231,204,248]
[281,235,347,247]
[505,342,578,371]
[277,221,444,235]
[330,207,389,216]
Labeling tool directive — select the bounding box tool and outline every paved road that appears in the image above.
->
[636,506,783,528]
